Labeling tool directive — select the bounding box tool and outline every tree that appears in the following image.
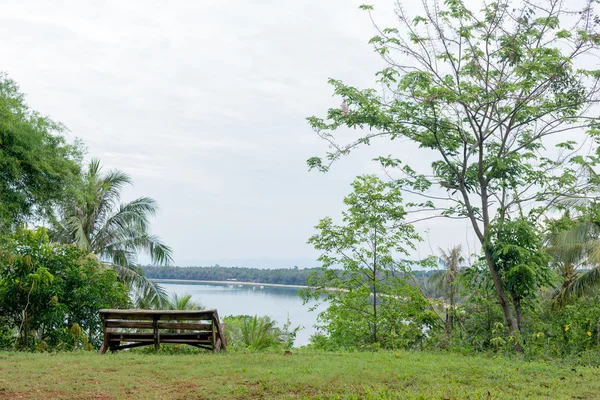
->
[0,228,130,350]
[166,294,204,311]
[301,175,435,349]
[0,74,81,232]
[308,0,600,335]
[430,245,464,339]
[224,315,289,351]
[546,201,600,305]
[51,159,172,305]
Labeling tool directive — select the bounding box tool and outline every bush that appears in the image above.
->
[223,315,299,352]
[0,228,130,350]
[523,296,600,361]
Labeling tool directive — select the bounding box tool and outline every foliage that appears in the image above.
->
[223,315,296,351]
[165,293,204,311]
[524,296,600,360]
[0,74,81,232]
[308,0,600,335]
[50,158,172,306]
[430,259,600,359]
[0,228,130,350]
[486,218,552,330]
[546,201,600,306]
[445,261,512,352]
[302,175,437,349]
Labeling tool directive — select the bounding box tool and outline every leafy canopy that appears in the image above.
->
[308,0,600,334]
[0,74,81,232]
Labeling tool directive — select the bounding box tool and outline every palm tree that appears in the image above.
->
[51,158,172,306]
[166,294,204,311]
[546,218,600,306]
[430,245,464,339]
[230,315,285,351]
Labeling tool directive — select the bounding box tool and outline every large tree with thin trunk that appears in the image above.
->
[308,0,600,336]
[51,159,172,305]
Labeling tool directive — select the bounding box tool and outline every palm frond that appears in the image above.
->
[428,269,447,293]
[166,294,203,310]
[554,196,594,209]
[238,315,284,350]
[112,263,169,307]
[51,159,172,307]
[565,267,600,298]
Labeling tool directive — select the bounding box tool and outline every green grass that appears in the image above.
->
[0,350,599,399]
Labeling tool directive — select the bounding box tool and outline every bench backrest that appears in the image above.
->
[100,309,216,331]
[100,309,217,321]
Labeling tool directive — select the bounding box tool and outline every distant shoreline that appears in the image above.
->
[151,278,309,289]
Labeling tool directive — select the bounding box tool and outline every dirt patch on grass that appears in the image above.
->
[0,390,116,400]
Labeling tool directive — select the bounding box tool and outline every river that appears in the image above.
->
[156,280,324,346]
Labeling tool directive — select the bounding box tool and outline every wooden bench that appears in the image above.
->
[98,309,227,354]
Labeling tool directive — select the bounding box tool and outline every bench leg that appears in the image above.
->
[153,316,160,351]
[98,329,110,354]
[98,341,108,355]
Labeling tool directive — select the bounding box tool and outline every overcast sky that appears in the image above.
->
[1,0,477,268]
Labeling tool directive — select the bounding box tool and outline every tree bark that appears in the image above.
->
[483,248,520,334]
[372,230,377,343]
[511,292,523,331]
[447,284,455,340]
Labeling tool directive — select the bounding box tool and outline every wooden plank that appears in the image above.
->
[155,338,212,344]
[109,337,155,343]
[105,320,154,329]
[98,313,109,355]
[111,342,151,351]
[100,312,213,321]
[212,317,216,350]
[213,312,227,352]
[100,309,218,314]
[104,320,212,331]
[109,338,212,344]
[101,314,213,321]
[100,309,217,321]
[160,333,211,340]
[157,322,212,331]
[109,333,212,340]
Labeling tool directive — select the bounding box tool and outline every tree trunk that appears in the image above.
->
[483,248,520,334]
[372,232,377,343]
[448,276,456,339]
[444,311,451,339]
[511,292,523,331]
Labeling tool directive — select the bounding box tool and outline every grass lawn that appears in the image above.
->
[1,350,598,399]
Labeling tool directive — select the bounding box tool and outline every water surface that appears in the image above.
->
[157,281,323,346]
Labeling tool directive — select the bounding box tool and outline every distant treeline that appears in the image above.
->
[142,265,438,288]
[142,265,318,286]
